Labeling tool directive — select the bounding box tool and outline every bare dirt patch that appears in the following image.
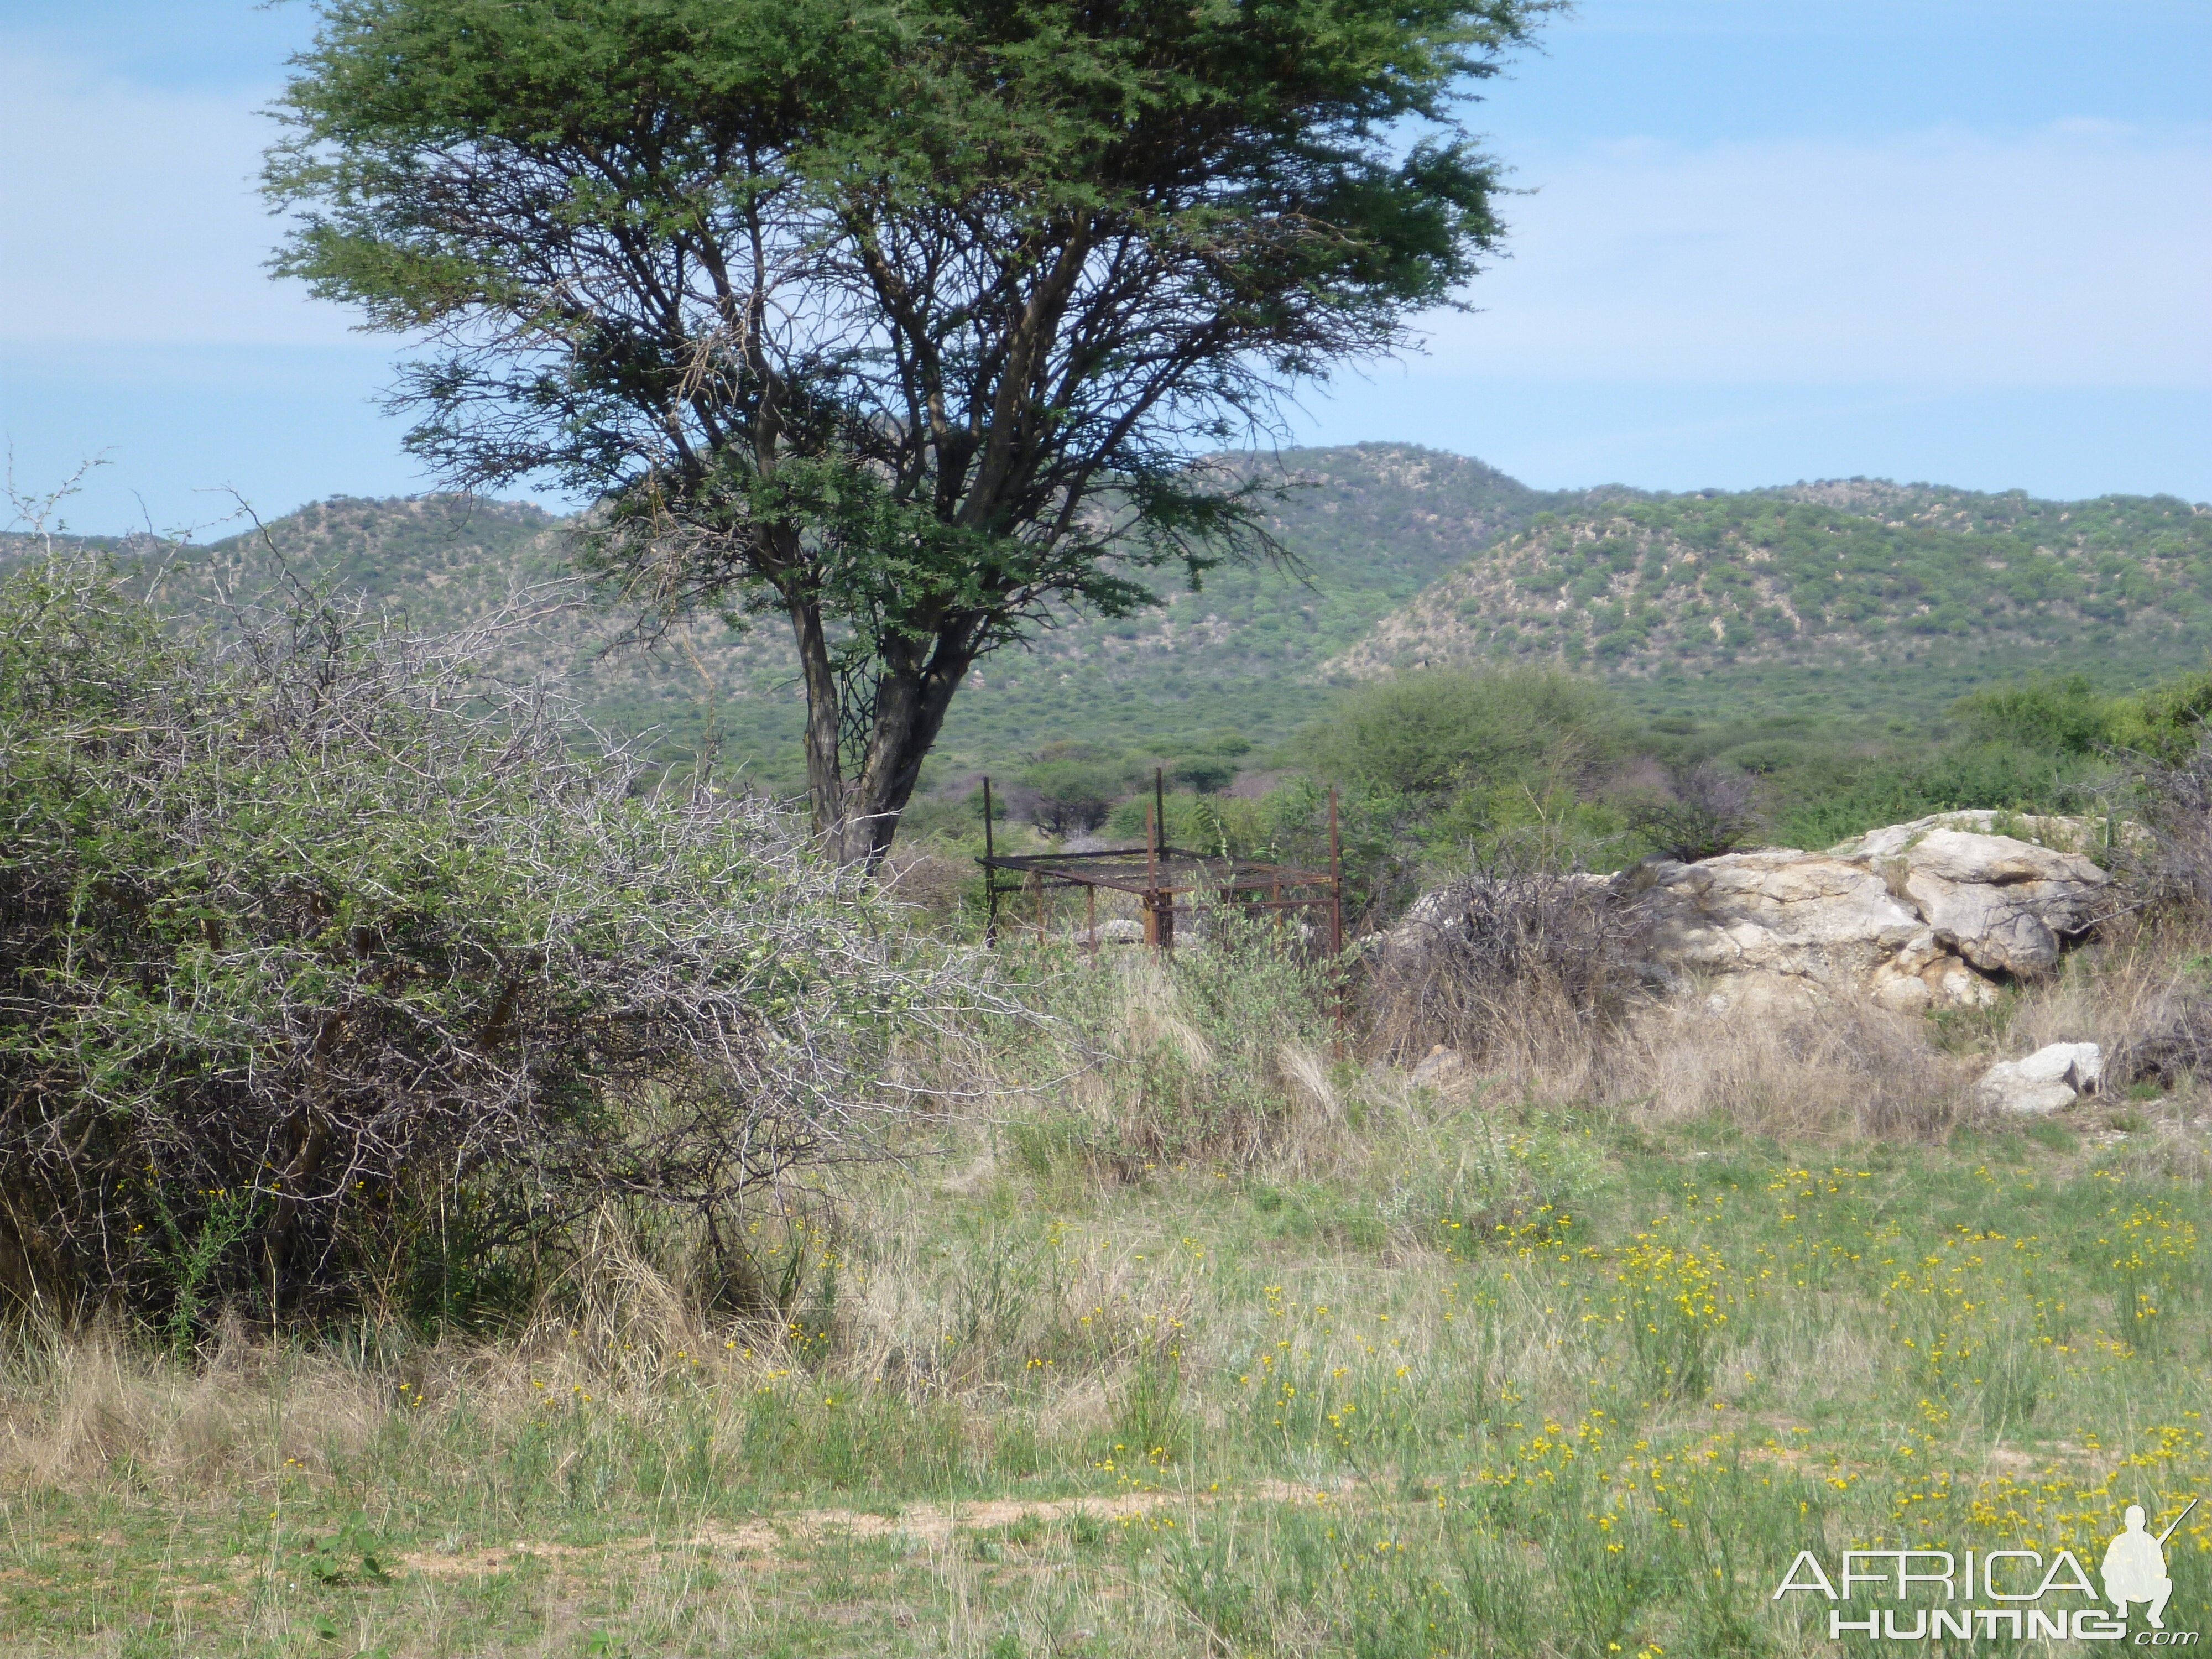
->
[399,1480,1343,1579]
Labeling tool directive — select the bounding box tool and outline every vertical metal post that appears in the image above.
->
[982,775,998,946]
[1086,884,1097,952]
[1035,870,1047,945]
[1143,801,1160,949]
[1152,765,1173,952]
[1328,787,1346,1053]
[1327,788,1344,958]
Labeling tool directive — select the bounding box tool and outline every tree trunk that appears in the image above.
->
[785,596,973,868]
[785,593,852,857]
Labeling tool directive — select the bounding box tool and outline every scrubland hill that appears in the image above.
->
[8,450,2206,787]
[1332,479,2212,723]
[0,450,1541,779]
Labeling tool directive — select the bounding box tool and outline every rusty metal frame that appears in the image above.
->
[977,769,1343,962]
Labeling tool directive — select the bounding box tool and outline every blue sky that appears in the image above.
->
[1,1,2206,533]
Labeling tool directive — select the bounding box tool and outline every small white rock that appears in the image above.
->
[1976,1041,2103,1114]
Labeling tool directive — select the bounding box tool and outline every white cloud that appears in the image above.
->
[1430,122,2212,388]
[0,44,353,348]
[6,36,2205,400]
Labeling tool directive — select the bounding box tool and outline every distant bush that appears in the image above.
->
[1952,675,2115,755]
[1300,667,1627,802]
[1016,758,1125,835]
[1621,761,1765,862]
[0,558,960,1333]
[1171,756,1237,794]
[2107,670,2212,765]
[1767,742,2097,851]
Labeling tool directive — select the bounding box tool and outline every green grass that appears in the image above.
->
[2,1086,2204,1656]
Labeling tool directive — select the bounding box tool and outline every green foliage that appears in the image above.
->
[298,1512,393,1587]
[1300,667,1627,802]
[2107,669,2212,764]
[1015,759,1126,836]
[265,0,1560,859]
[1953,674,2114,755]
[1284,667,1631,886]
[1170,756,1236,795]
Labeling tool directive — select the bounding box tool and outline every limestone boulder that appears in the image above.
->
[1975,1042,2103,1114]
[1637,850,1923,1007]
[1396,811,2115,1015]
[1889,828,2106,976]
[1840,810,2095,861]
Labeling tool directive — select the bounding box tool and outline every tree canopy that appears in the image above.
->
[268,0,1556,861]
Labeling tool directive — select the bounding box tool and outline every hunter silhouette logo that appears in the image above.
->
[2105,1499,2196,1631]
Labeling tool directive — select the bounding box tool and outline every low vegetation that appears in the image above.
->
[0,940,2203,1656]
[0,541,2208,1658]
[0,556,970,1332]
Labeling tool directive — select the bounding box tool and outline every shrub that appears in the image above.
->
[2109,670,2212,765]
[1621,761,1765,862]
[1171,755,1237,795]
[1014,758,1125,835]
[2117,735,2212,918]
[1362,841,1655,1067]
[0,558,962,1331]
[1952,674,2114,755]
[1300,666,1628,803]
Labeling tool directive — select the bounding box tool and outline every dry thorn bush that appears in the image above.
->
[1360,846,1655,1072]
[0,552,995,1331]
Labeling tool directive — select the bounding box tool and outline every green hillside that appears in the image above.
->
[1331,480,2212,726]
[928,445,1550,766]
[10,453,2208,799]
[3,447,1553,787]
[0,495,567,655]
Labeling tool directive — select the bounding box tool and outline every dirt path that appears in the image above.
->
[399,1480,1328,1579]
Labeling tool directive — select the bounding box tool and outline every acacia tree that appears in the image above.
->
[268,0,1556,864]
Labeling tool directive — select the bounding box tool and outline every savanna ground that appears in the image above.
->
[2,936,2206,1659]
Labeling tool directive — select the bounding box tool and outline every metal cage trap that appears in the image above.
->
[975,769,1343,956]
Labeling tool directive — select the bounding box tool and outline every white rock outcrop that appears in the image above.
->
[1975,1042,2103,1114]
[1396,812,2114,1014]
[1636,813,2110,1010]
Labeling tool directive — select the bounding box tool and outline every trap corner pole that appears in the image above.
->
[1144,797,1160,950]
[982,775,998,947]
[1154,765,1175,952]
